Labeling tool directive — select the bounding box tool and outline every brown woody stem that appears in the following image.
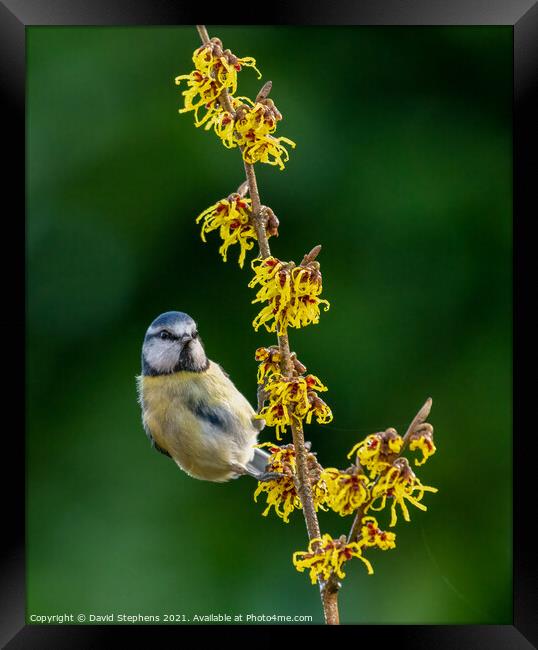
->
[195,25,338,625]
[196,25,210,44]
[347,502,368,545]
[243,161,271,259]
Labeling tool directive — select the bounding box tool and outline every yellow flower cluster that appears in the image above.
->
[192,42,260,94]
[322,467,369,517]
[176,39,295,169]
[292,421,436,585]
[253,443,327,523]
[293,534,373,584]
[257,373,332,440]
[214,99,296,170]
[175,39,260,127]
[347,428,403,479]
[369,458,438,527]
[249,257,330,335]
[292,517,397,584]
[196,194,264,268]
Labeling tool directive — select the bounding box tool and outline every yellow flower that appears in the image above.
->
[235,100,279,139]
[293,534,373,584]
[256,442,297,472]
[175,70,223,127]
[242,133,296,171]
[387,434,404,454]
[212,110,236,147]
[358,516,396,550]
[323,467,369,517]
[249,257,330,335]
[196,195,260,268]
[192,40,261,96]
[175,40,260,128]
[348,434,383,475]
[255,346,282,384]
[257,382,291,440]
[256,375,308,439]
[254,474,300,523]
[212,99,296,170]
[249,258,290,334]
[257,373,331,439]
[253,443,327,522]
[369,458,438,527]
[304,393,333,425]
[408,428,436,466]
[347,428,404,479]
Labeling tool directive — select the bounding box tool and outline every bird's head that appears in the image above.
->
[141,311,209,375]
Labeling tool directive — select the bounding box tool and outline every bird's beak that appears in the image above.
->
[181,334,193,343]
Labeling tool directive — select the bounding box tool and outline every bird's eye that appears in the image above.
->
[160,330,172,340]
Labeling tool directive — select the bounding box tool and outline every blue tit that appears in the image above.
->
[136,311,272,483]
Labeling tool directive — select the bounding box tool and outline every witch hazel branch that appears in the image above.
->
[174,25,438,625]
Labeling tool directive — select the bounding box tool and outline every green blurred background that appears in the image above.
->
[27,26,512,624]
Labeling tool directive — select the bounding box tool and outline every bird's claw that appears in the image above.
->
[255,470,284,482]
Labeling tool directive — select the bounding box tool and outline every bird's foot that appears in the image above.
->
[255,470,285,482]
[230,462,284,483]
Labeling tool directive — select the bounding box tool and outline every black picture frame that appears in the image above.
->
[2,1,535,646]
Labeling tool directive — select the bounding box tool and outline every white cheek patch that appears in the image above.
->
[144,339,179,373]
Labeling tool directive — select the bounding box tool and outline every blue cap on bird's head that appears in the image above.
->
[142,311,208,375]
[145,311,195,339]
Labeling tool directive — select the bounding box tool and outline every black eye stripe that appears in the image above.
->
[157,330,177,341]
[149,328,198,341]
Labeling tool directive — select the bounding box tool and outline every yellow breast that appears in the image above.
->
[137,362,258,481]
